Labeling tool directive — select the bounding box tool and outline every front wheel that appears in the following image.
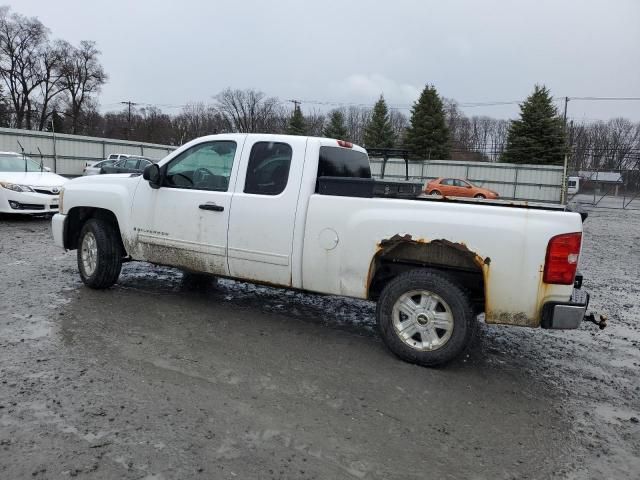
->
[474,194,486,199]
[376,269,476,366]
[77,218,123,289]
[430,190,441,196]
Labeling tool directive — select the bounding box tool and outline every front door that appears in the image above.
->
[130,138,242,275]
[227,136,307,286]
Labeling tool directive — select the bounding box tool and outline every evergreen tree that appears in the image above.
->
[322,109,348,139]
[363,95,395,148]
[501,85,566,165]
[287,106,307,135]
[47,109,66,133]
[405,85,450,159]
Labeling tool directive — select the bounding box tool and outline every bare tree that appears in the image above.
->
[389,109,408,146]
[59,40,107,134]
[489,119,509,161]
[37,39,66,130]
[214,88,281,133]
[172,102,224,144]
[74,98,103,136]
[344,106,371,146]
[305,108,326,137]
[0,7,48,129]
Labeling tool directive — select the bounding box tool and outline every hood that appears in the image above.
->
[69,173,138,184]
[0,171,68,187]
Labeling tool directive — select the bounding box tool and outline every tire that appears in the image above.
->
[376,269,476,367]
[430,190,441,196]
[474,194,486,199]
[77,218,123,289]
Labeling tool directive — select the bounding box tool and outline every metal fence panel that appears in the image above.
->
[370,158,563,203]
[0,127,176,176]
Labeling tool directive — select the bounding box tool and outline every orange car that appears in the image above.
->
[424,177,499,199]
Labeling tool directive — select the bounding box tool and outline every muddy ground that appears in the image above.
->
[0,207,638,479]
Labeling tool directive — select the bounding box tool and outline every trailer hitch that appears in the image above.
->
[584,312,608,330]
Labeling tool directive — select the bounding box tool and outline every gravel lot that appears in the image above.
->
[0,206,638,479]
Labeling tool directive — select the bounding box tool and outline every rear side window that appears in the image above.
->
[244,142,292,195]
[318,147,371,179]
[124,158,138,169]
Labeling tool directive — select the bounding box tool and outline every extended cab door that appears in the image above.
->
[130,138,243,275]
[227,136,308,286]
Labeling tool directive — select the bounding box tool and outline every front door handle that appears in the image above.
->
[199,202,224,212]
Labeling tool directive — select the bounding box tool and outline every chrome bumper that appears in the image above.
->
[541,289,589,330]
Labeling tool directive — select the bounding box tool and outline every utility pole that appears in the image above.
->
[120,101,138,140]
[560,96,570,204]
[288,99,301,113]
[50,109,58,173]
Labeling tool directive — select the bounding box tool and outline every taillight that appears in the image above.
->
[337,140,353,148]
[543,232,582,284]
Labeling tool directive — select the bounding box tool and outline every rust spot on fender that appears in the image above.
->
[368,235,537,328]
[485,310,532,326]
[367,234,492,301]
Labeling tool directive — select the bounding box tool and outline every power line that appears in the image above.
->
[98,95,640,114]
[568,96,640,101]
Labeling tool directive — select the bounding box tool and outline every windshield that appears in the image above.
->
[0,155,43,172]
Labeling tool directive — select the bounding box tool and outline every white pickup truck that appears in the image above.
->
[52,134,593,366]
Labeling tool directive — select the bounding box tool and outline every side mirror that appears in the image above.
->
[143,164,162,189]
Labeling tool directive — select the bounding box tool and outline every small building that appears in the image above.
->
[578,170,624,195]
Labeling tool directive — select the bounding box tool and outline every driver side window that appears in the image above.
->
[165,141,237,191]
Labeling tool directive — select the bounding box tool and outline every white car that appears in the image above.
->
[83,159,117,176]
[0,152,68,214]
[567,176,580,195]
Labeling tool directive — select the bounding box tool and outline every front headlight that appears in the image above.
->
[0,182,35,192]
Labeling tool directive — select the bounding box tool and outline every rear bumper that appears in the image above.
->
[540,288,589,329]
[51,213,67,249]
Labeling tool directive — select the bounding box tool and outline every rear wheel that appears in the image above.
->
[376,269,476,366]
[77,218,122,289]
[474,194,486,199]
[430,190,441,196]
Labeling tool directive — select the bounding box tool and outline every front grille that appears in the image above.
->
[33,188,59,195]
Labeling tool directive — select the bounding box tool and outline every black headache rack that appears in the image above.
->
[317,176,423,199]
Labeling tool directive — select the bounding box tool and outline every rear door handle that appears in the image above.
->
[199,202,224,212]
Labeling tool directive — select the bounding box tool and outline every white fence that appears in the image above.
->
[370,158,564,203]
[0,127,176,176]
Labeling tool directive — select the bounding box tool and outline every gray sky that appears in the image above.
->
[9,0,640,121]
